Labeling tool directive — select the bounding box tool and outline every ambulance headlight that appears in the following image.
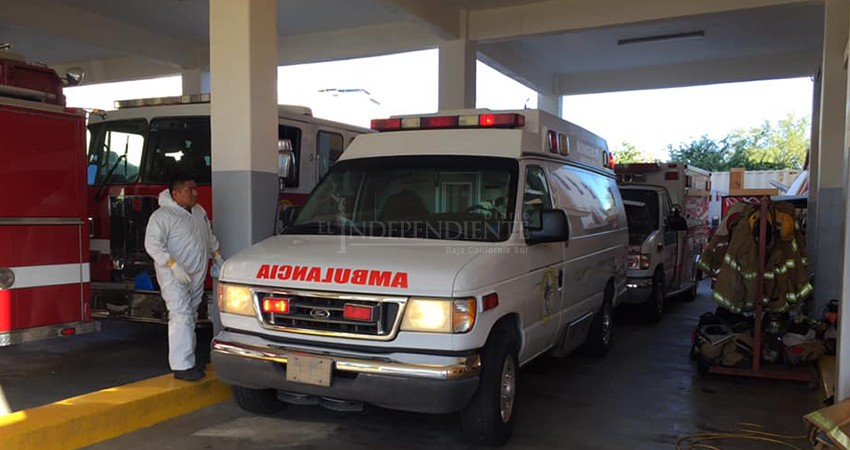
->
[401,298,476,333]
[218,283,256,316]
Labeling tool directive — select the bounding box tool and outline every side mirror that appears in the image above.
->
[527,209,569,245]
[276,206,300,235]
[87,163,98,185]
[64,67,85,87]
[666,214,688,232]
[278,139,295,181]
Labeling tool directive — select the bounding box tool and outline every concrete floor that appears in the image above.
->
[81,281,822,450]
[0,320,212,413]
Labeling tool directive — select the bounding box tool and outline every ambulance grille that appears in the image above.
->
[254,290,403,338]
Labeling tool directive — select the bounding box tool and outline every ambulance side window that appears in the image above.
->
[317,131,344,180]
[280,125,303,188]
[523,165,552,230]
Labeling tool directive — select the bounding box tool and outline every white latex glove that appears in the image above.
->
[210,255,225,278]
[170,262,191,284]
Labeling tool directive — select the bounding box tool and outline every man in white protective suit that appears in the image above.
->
[145,175,224,381]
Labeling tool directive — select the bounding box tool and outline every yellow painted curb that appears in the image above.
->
[0,369,233,450]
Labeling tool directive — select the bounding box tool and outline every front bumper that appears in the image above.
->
[620,277,653,304]
[212,330,481,414]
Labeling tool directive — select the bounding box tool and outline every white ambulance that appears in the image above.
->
[212,109,628,446]
[615,163,711,322]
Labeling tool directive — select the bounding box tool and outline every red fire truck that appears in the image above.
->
[86,96,369,323]
[0,53,98,345]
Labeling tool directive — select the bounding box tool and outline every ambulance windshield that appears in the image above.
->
[287,155,518,242]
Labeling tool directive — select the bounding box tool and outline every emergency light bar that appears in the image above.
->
[371,113,525,132]
[115,93,210,109]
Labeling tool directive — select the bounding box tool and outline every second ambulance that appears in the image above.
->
[212,109,628,446]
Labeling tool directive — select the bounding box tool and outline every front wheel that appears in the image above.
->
[584,293,614,357]
[232,385,285,415]
[461,329,519,447]
[646,277,665,323]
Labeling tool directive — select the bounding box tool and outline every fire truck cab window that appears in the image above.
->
[280,125,303,188]
[317,130,344,180]
[144,117,211,184]
[87,119,146,185]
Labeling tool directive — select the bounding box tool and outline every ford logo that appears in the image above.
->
[310,308,331,319]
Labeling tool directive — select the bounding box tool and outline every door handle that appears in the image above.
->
[558,269,564,288]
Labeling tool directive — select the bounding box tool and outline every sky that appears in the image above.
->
[65,49,813,162]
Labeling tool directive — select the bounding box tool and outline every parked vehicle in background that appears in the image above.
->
[0,52,98,345]
[212,108,628,446]
[85,95,369,324]
[615,163,711,321]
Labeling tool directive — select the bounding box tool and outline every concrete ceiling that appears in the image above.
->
[0,0,825,95]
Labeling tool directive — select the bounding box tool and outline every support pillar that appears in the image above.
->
[438,40,476,110]
[209,0,278,258]
[181,68,210,95]
[822,0,850,401]
[538,93,562,117]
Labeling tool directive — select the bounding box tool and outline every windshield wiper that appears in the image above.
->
[283,221,342,235]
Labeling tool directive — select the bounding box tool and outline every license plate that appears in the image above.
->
[286,354,333,387]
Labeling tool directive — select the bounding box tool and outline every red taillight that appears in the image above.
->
[262,297,290,314]
[479,113,525,128]
[665,171,679,180]
[547,130,559,154]
[61,327,76,336]
[343,304,374,322]
[422,115,458,129]
[371,118,402,131]
[482,293,499,311]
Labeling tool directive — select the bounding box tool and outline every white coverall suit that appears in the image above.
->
[144,189,220,371]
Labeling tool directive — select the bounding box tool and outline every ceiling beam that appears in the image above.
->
[373,0,460,40]
[469,0,818,42]
[478,43,555,94]
[0,0,202,67]
[277,22,441,65]
[557,50,820,95]
[51,56,181,86]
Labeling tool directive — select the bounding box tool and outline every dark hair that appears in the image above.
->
[169,174,196,193]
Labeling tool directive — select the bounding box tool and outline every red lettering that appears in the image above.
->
[277,265,292,280]
[292,266,308,281]
[306,267,321,282]
[321,268,334,283]
[334,268,351,284]
[391,272,408,289]
[256,264,271,279]
[368,271,392,287]
[352,270,368,285]
[270,265,279,279]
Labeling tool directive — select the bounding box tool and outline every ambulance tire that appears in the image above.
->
[461,327,518,447]
[584,286,614,357]
[232,385,286,415]
[646,273,665,323]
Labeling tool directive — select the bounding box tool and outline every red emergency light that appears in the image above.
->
[263,297,290,315]
[60,327,76,336]
[371,113,525,132]
[547,130,559,154]
[665,171,679,180]
[608,153,616,169]
[343,303,375,322]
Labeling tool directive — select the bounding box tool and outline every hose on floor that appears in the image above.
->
[676,423,807,450]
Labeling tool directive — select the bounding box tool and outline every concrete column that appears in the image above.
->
[181,68,210,95]
[815,0,848,314]
[808,70,821,272]
[538,93,562,117]
[823,0,850,401]
[438,39,476,110]
[209,0,278,258]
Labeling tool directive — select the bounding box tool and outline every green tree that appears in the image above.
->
[668,114,810,171]
[668,135,730,171]
[613,141,649,163]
